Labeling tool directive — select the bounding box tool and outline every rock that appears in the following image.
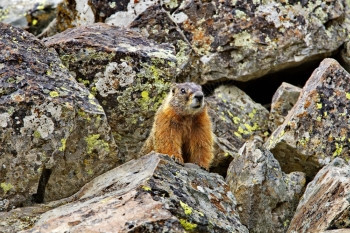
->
[207,85,269,175]
[265,58,350,179]
[0,205,50,232]
[0,23,119,210]
[269,82,302,132]
[340,41,350,71]
[22,153,248,233]
[44,23,177,163]
[226,138,305,233]
[57,0,349,84]
[288,158,350,233]
[0,0,61,35]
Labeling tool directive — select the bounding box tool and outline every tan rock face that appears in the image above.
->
[57,0,349,83]
[288,158,350,233]
[226,138,305,233]
[22,153,248,233]
[266,58,350,179]
[44,23,177,163]
[269,82,301,132]
[207,85,269,175]
[0,22,119,210]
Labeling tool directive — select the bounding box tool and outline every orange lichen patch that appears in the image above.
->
[112,80,119,89]
[210,193,226,213]
[304,100,311,108]
[297,111,307,118]
[206,18,214,26]
[192,28,212,46]
[13,94,24,102]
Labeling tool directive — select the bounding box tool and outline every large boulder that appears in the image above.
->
[57,0,349,83]
[226,138,305,232]
[207,85,269,175]
[0,23,119,210]
[44,23,177,163]
[288,158,350,233]
[22,153,248,233]
[269,82,302,132]
[266,58,350,179]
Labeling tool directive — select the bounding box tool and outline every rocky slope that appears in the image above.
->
[1,0,350,232]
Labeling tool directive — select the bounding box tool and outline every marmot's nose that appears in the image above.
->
[194,93,204,102]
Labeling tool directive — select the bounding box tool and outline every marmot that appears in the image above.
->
[140,82,214,170]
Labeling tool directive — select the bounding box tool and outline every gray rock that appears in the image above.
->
[0,22,119,210]
[269,82,302,132]
[44,23,177,163]
[0,0,61,35]
[52,0,349,83]
[207,85,269,175]
[58,0,350,83]
[226,138,305,233]
[22,153,248,233]
[288,158,350,233]
[266,58,350,179]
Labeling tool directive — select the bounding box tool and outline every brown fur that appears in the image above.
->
[140,82,214,169]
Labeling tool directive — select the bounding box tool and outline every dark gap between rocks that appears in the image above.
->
[32,168,52,203]
[203,53,344,109]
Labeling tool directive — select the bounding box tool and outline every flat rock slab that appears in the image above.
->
[58,0,350,83]
[23,153,248,233]
[226,138,305,233]
[207,85,269,175]
[266,58,350,179]
[44,23,177,163]
[288,158,350,233]
[0,23,119,210]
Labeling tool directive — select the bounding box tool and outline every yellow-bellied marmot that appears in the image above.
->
[140,82,214,169]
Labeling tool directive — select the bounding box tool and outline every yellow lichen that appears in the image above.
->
[85,134,110,154]
[180,201,193,215]
[333,143,343,157]
[248,109,257,119]
[59,138,67,152]
[142,185,152,191]
[33,131,41,139]
[141,91,149,101]
[179,219,197,231]
[346,92,350,100]
[233,116,240,124]
[316,103,322,109]
[49,91,59,98]
[234,132,242,138]
[1,182,13,194]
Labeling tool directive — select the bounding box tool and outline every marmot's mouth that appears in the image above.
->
[192,104,202,109]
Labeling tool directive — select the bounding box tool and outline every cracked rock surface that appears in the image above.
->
[21,153,248,233]
[226,138,305,232]
[57,0,350,83]
[44,23,177,163]
[0,22,119,210]
[288,158,350,233]
[266,58,350,179]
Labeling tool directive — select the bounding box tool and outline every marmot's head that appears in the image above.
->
[167,82,205,115]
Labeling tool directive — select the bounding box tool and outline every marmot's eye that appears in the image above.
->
[180,88,186,94]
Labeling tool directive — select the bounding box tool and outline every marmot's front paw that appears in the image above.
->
[171,155,184,165]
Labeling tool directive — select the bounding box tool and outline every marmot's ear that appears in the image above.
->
[171,83,177,93]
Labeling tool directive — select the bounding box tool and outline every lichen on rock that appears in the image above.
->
[44,23,177,163]
[266,58,350,179]
[226,138,305,232]
[18,153,248,233]
[207,85,269,175]
[0,22,119,210]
